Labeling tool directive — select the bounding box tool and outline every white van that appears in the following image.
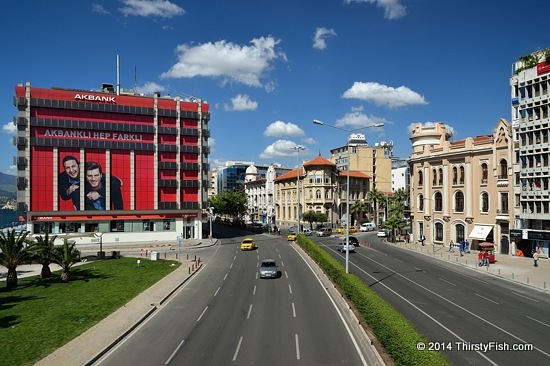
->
[360,222,376,232]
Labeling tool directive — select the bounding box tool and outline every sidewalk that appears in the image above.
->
[384,240,549,292]
[1,238,218,366]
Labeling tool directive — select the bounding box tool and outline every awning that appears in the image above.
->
[469,225,493,240]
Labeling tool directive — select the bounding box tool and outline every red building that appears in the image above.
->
[14,82,210,243]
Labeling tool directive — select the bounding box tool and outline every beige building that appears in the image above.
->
[408,120,514,254]
[274,155,371,229]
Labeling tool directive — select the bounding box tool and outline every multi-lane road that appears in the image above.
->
[318,232,550,365]
[95,226,376,365]
[95,225,550,365]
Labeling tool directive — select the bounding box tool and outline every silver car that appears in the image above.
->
[259,259,278,278]
[337,241,356,253]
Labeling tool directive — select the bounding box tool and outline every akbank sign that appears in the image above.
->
[74,94,116,103]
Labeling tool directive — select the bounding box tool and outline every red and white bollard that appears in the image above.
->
[140,248,143,257]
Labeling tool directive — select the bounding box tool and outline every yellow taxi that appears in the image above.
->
[240,237,256,251]
[287,233,297,241]
[348,227,358,234]
[336,227,346,234]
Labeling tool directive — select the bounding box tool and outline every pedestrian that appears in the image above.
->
[533,251,540,267]
[420,235,425,246]
[449,240,454,252]
[459,241,464,256]
[274,225,278,235]
[477,250,483,267]
[464,239,470,253]
[277,227,281,235]
[482,251,489,267]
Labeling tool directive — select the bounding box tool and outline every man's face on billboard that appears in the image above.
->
[86,168,102,190]
[64,159,79,179]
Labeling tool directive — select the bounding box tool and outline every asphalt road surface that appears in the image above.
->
[318,232,550,366]
[95,228,371,365]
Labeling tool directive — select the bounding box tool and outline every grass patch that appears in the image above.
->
[0,257,180,366]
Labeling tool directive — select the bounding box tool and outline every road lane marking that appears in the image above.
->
[165,339,184,365]
[197,306,208,322]
[288,284,293,294]
[278,253,282,258]
[230,263,233,269]
[285,271,288,278]
[234,255,236,260]
[247,304,253,319]
[253,285,256,295]
[295,334,301,360]
[281,261,285,266]
[292,302,296,318]
[439,278,456,286]
[232,336,243,361]
[224,273,228,281]
[214,287,221,296]
[352,256,550,360]
[475,293,499,304]
[394,258,404,263]
[526,315,550,328]
[512,292,539,303]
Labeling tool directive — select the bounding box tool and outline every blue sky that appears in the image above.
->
[1,0,549,175]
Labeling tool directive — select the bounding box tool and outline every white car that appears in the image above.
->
[337,241,356,253]
[303,229,312,236]
[377,229,388,237]
[360,222,376,232]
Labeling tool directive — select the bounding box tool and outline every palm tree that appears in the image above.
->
[350,200,367,226]
[50,238,81,282]
[26,232,58,279]
[366,188,384,226]
[0,230,32,288]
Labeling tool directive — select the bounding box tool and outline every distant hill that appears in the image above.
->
[0,172,16,202]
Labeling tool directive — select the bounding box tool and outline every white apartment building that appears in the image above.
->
[510,46,550,258]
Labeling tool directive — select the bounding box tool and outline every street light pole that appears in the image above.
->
[313,119,384,274]
[291,146,306,234]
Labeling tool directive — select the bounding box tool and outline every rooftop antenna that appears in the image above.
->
[134,65,137,93]
[116,54,120,95]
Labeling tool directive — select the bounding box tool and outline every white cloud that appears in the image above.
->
[301,137,317,145]
[335,109,389,130]
[264,121,304,137]
[119,0,184,18]
[342,82,428,108]
[2,122,17,136]
[313,27,337,50]
[92,3,111,15]
[160,36,286,88]
[260,140,308,159]
[223,94,258,111]
[344,0,406,20]
[208,137,216,154]
[136,81,166,95]
[3,165,17,176]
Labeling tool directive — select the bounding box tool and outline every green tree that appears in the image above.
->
[315,212,328,227]
[0,230,32,288]
[366,188,384,226]
[302,210,317,229]
[26,232,58,279]
[50,238,81,282]
[350,200,367,226]
[209,189,248,221]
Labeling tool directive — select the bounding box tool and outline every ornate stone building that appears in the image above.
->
[408,120,514,254]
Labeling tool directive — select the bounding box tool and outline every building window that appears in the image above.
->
[434,192,442,211]
[316,189,322,199]
[455,224,465,242]
[418,171,423,186]
[143,221,154,231]
[500,192,509,213]
[455,191,464,212]
[481,193,489,213]
[438,168,443,186]
[452,166,458,185]
[418,194,424,211]
[499,159,508,179]
[435,222,443,241]
[481,163,488,183]
[315,174,322,184]
[459,166,465,184]
[110,220,125,232]
[432,169,437,186]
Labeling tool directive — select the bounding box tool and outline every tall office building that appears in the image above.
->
[510,47,550,257]
[14,82,210,243]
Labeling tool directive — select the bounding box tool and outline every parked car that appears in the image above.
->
[240,237,256,250]
[259,259,279,278]
[360,222,376,232]
[316,228,332,237]
[288,226,297,233]
[287,233,297,241]
[337,241,356,253]
[377,229,388,238]
[303,229,312,236]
